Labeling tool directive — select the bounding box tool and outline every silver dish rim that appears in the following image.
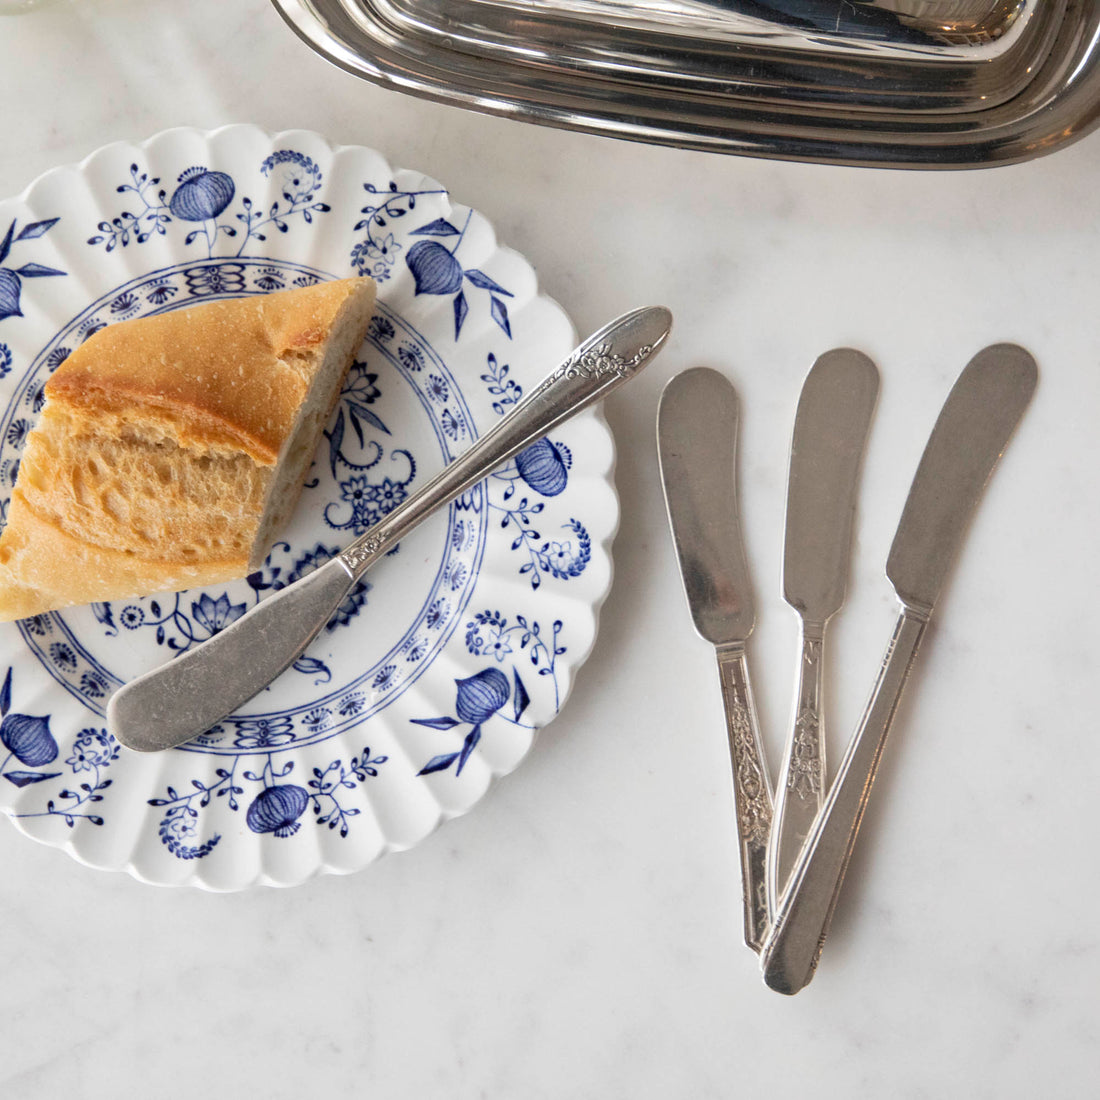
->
[271,0,1100,168]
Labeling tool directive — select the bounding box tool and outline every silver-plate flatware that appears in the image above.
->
[107,305,673,753]
[769,349,878,910]
[657,367,773,952]
[761,343,1037,994]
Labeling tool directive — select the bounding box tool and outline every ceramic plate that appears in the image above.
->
[0,124,616,890]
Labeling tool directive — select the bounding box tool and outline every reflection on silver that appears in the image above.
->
[769,349,878,914]
[760,344,1037,995]
[107,307,672,753]
[271,0,1100,167]
[657,367,773,953]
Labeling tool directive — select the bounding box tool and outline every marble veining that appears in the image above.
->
[1,1,1098,1098]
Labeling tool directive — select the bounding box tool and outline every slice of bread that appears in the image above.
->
[0,276,376,622]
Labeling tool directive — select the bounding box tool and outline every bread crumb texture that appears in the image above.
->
[0,276,376,621]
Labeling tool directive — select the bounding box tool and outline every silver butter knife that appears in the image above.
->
[657,367,773,952]
[108,305,673,752]
[769,349,879,911]
[761,343,1037,994]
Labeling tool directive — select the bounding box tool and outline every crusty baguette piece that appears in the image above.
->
[0,276,376,621]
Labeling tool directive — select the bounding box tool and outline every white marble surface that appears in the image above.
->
[2,1,1099,1095]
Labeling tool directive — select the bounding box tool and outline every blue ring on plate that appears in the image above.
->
[1,258,487,754]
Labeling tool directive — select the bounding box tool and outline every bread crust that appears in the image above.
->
[47,278,372,465]
[0,276,376,622]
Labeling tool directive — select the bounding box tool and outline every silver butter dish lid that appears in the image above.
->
[272,0,1100,168]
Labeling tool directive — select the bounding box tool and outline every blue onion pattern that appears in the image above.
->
[407,240,463,296]
[464,611,566,709]
[0,270,21,322]
[0,217,66,325]
[352,200,516,338]
[169,167,235,221]
[1,712,58,768]
[493,439,588,587]
[515,437,569,497]
[0,670,118,823]
[11,277,484,723]
[0,140,599,879]
[147,743,389,859]
[413,666,525,777]
[480,355,588,587]
[88,151,331,258]
[455,668,510,724]
[349,179,447,282]
[246,783,310,837]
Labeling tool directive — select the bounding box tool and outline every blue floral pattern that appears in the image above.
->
[477,356,593,589]
[88,152,332,259]
[349,179,445,282]
[352,191,515,341]
[94,543,373,686]
[2,262,488,750]
[321,358,418,536]
[1,667,119,828]
[148,742,388,859]
[0,130,609,885]
[412,611,569,776]
[464,610,566,708]
[0,217,66,325]
[413,667,518,777]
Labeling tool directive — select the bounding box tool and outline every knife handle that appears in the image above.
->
[340,305,672,582]
[760,605,927,993]
[715,643,774,953]
[768,619,827,912]
[107,306,672,753]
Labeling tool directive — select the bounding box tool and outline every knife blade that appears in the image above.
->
[107,305,673,752]
[657,367,773,952]
[769,349,879,910]
[761,343,1037,994]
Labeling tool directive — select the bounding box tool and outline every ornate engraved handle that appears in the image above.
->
[768,620,827,909]
[715,642,774,952]
[338,306,672,580]
[107,306,672,753]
